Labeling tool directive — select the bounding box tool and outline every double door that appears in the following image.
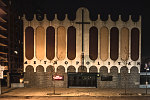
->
[68,73,97,87]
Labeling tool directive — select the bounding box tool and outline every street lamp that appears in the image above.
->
[14,50,18,54]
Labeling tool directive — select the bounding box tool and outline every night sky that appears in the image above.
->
[11,0,149,58]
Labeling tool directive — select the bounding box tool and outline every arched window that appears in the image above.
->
[67,26,76,60]
[110,27,119,61]
[46,26,55,60]
[25,27,34,60]
[131,28,139,61]
[89,26,98,60]
[67,66,76,73]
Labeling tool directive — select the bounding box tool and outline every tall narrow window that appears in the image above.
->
[121,27,129,61]
[67,26,76,60]
[46,26,55,60]
[110,27,119,61]
[89,26,98,60]
[25,27,34,60]
[57,26,66,60]
[100,27,109,61]
[36,26,45,60]
[131,28,139,61]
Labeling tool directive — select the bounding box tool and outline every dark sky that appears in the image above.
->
[11,0,149,58]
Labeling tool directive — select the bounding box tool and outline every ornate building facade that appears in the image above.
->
[23,7,141,88]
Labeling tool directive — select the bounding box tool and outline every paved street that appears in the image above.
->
[0,88,150,100]
[1,87,150,96]
[0,96,150,100]
[0,87,150,99]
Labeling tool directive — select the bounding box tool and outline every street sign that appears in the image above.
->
[52,75,64,80]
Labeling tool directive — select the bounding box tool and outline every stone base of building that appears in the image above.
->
[24,72,140,88]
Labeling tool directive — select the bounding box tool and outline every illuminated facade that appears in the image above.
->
[23,7,141,88]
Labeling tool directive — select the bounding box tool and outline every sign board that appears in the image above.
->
[0,70,3,79]
[52,75,64,80]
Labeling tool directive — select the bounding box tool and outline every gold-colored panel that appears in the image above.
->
[57,26,66,60]
[121,27,129,61]
[100,27,109,61]
[36,26,45,60]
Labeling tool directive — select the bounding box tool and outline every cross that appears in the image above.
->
[76,9,90,67]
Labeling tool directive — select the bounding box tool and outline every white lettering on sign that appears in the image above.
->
[53,75,63,80]
[24,61,141,66]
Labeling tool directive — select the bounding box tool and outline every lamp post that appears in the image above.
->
[0,64,4,95]
[145,63,149,95]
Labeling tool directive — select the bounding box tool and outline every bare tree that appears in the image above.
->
[51,66,56,94]
[47,66,55,95]
[121,47,129,95]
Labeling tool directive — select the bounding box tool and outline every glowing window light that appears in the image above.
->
[20,78,24,83]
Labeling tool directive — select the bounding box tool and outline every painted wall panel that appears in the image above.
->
[57,26,66,60]
[100,27,109,61]
[36,26,45,60]
[121,27,129,60]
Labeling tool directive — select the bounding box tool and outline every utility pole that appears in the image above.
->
[145,63,149,95]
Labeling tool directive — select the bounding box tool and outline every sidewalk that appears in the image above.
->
[1,87,150,97]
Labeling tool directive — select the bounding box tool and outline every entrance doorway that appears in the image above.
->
[68,73,97,87]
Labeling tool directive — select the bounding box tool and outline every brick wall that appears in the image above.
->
[24,66,139,88]
[97,66,140,88]
[24,72,67,88]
